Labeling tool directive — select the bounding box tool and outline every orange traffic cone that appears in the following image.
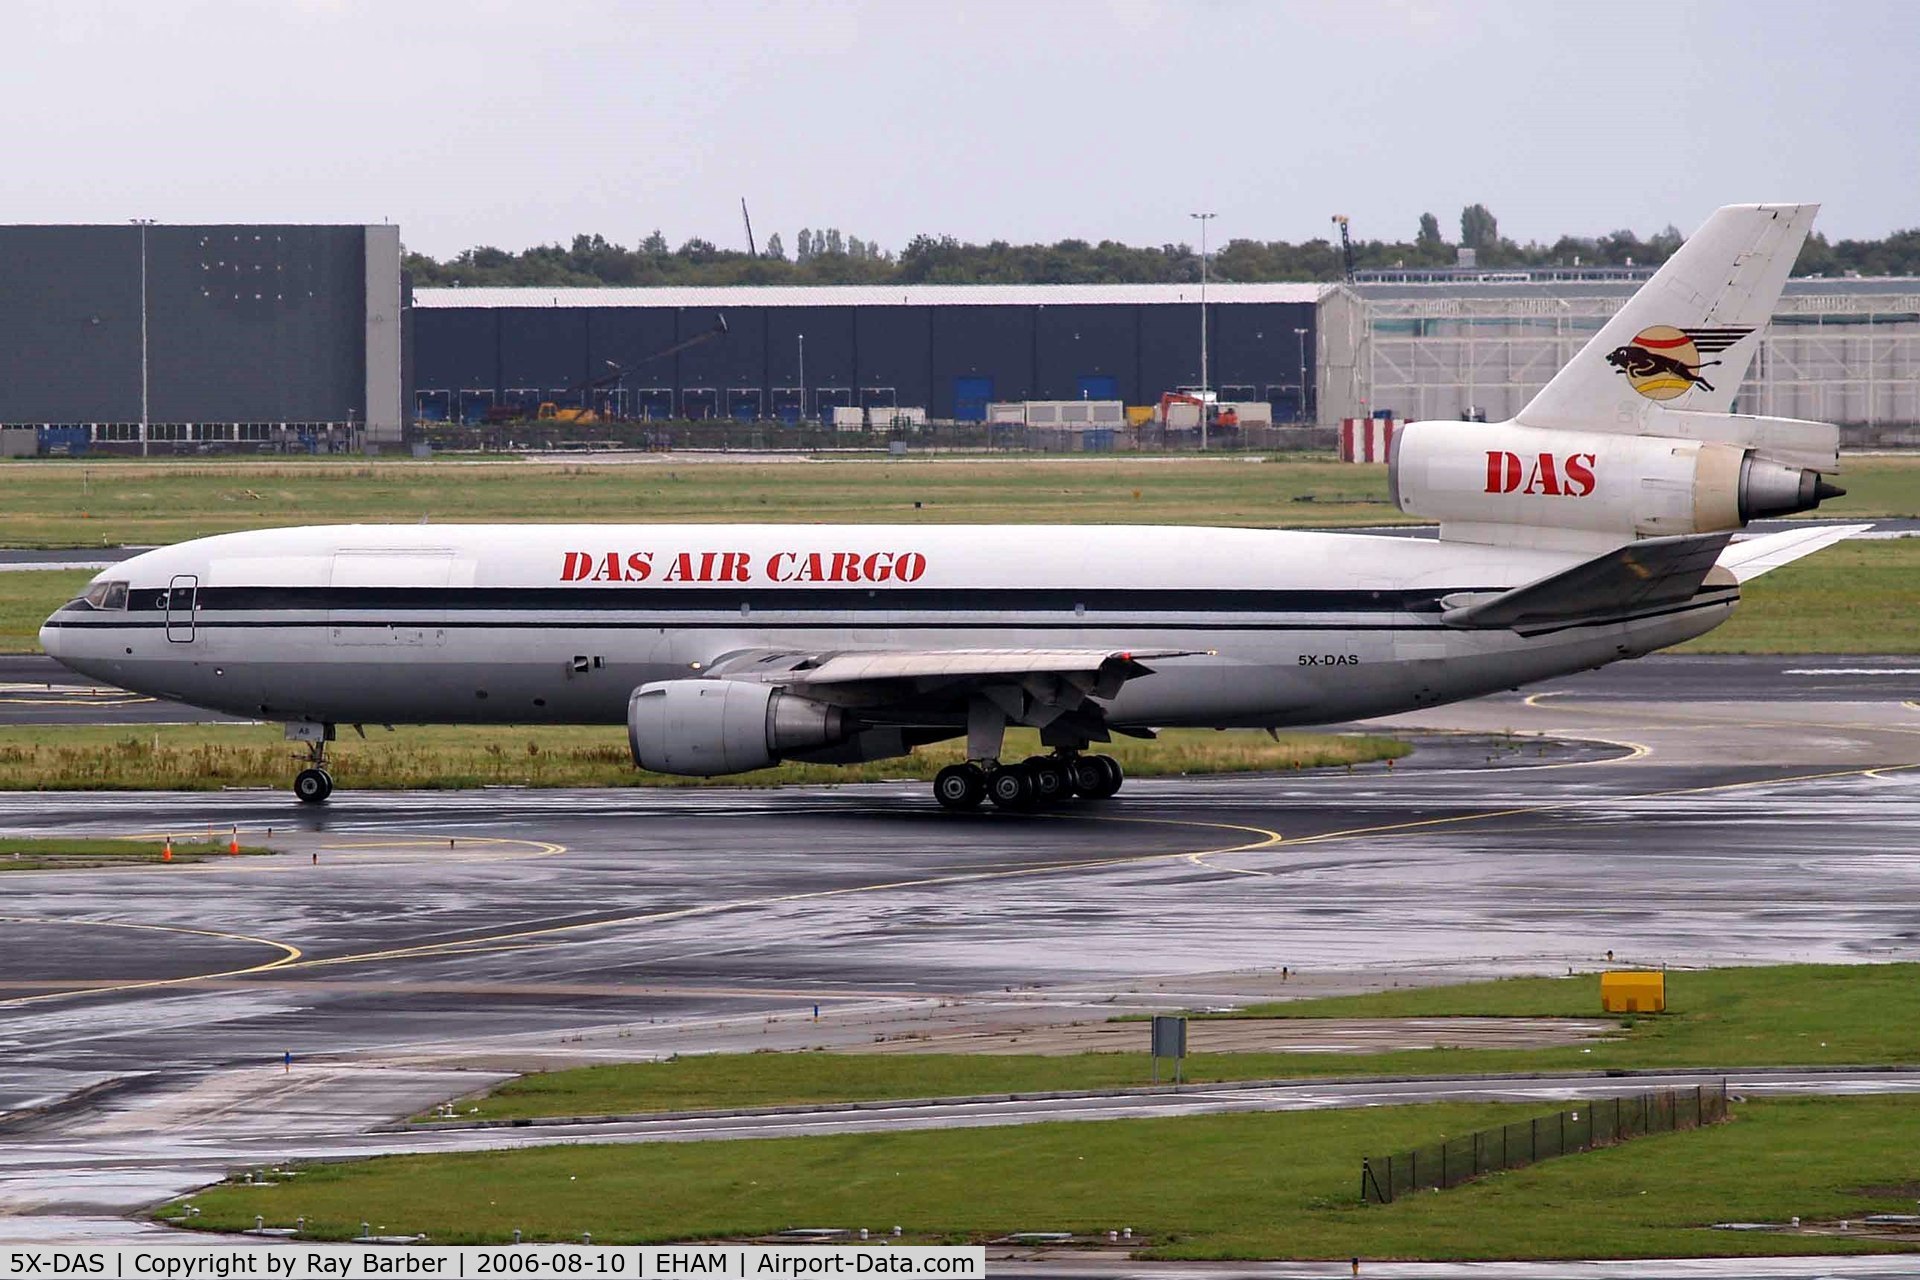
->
[229,826,240,856]
[162,837,173,863]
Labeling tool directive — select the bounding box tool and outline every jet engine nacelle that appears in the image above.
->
[627,679,849,776]
[1389,420,1841,546]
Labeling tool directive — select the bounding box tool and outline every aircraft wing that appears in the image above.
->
[1440,533,1733,634]
[771,647,1192,705]
[1716,523,1870,582]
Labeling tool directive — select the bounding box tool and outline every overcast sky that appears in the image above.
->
[4,0,1914,259]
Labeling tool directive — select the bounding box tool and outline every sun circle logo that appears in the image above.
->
[1603,324,1750,401]
[1608,326,1703,400]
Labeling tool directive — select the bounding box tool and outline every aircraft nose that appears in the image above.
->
[38,613,65,661]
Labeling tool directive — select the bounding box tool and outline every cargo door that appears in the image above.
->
[953,376,993,422]
[328,550,457,647]
[164,575,198,643]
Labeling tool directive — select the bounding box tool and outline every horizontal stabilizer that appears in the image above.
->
[1717,523,1871,582]
[1442,533,1732,632]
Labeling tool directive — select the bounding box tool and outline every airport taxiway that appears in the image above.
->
[0,655,1916,1248]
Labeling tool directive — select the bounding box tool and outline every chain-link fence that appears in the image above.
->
[1360,1082,1730,1204]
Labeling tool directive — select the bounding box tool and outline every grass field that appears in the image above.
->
[0,456,1409,546]
[435,965,1920,1123]
[0,723,1406,792]
[166,1095,1920,1258]
[0,454,1913,548]
[0,835,269,870]
[1673,539,1920,653]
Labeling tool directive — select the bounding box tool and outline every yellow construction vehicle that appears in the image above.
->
[536,402,599,425]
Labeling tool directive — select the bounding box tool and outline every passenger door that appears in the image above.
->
[164,575,198,643]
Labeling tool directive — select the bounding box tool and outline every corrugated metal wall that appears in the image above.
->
[413,301,1319,422]
[0,225,378,427]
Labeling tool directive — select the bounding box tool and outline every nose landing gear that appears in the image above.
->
[294,766,334,804]
[286,723,335,804]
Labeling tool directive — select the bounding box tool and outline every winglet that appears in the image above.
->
[1717,523,1871,582]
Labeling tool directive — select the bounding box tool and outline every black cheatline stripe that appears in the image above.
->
[46,618,1446,635]
[120,585,1486,615]
[46,591,1734,638]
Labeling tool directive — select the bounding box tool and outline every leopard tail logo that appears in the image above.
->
[1605,325,1753,400]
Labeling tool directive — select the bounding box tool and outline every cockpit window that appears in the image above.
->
[82,580,129,610]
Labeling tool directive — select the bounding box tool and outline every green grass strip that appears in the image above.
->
[165,1097,1920,1258]
[436,964,1920,1123]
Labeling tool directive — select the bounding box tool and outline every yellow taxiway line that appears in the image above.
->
[6,760,1915,1005]
[0,916,302,1008]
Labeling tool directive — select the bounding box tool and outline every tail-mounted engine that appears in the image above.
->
[1389,420,1844,548]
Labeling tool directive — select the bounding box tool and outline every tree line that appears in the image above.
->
[403,206,1920,289]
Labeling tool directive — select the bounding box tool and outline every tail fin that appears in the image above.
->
[1516,203,1818,432]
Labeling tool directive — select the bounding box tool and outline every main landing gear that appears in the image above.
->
[933,753,1123,813]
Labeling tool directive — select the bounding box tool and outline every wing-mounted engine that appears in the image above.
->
[1389,419,1845,550]
[628,648,1194,779]
[627,679,854,776]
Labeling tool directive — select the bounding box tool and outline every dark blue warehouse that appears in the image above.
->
[409,283,1326,424]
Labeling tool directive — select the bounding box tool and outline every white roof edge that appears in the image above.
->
[413,283,1332,309]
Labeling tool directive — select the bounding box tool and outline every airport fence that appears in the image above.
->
[1359,1081,1729,1204]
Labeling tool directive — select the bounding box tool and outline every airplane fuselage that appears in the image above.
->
[40,522,1735,733]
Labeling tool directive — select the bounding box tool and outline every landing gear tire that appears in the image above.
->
[1068,756,1109,796]
[986,764,1036,811]
[1025,756,1070,805]
[934,764,986,811]
[294,767,334,804]
[1079,755,1123,800]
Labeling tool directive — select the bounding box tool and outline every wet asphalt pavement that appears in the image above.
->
[0,654,1916,1256]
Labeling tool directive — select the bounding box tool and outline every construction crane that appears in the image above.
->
[1331,215,1356,284]
[522,315,730,423]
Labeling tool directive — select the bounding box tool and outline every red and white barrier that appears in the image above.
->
[1339,418,1406,463]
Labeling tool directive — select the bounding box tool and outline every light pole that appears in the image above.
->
[796,333,807,423]
[1294,327,1309,424]
[132,219,153,456]
[1190,212,1215,450]
[603,360,623,418]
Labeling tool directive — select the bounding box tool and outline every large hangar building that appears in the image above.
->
[1353,276,1920,432]
[0,224,402,451]
[1,219,1912,450]
[409,283,1330,425]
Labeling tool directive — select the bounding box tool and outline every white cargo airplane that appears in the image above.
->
[42,204,1860,811]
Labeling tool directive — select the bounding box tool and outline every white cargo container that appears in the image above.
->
[1001,400,1125,428]
[870,406,928,428]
